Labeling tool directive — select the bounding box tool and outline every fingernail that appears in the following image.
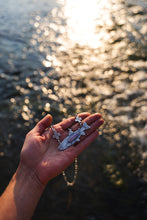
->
[99,119,104,126]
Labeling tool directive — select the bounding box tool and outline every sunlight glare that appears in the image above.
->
[63,0,109,48]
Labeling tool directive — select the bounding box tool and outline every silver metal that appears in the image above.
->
[62,157,78,186]
[51,125,60,143]
[51,116,90,151]
[58,122,90,151]
[75,115,82,125]
[51,116,90,187]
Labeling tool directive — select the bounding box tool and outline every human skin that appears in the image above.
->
[0,112,104,220]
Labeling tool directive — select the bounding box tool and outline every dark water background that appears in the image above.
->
[0,0,147,219]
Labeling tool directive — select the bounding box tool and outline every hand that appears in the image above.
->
[0,112,104,220]
[20,112,104,186]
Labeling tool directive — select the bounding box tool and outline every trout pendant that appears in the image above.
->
[58,121,90,150]
[51,115,90,151]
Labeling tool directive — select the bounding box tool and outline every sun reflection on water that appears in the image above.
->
[62,0,109,48]
[30,0,116,68]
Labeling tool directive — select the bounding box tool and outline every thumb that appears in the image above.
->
[33,114,53,135]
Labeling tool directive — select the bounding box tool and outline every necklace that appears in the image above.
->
[62,156,78,186]
[51,115,90,186]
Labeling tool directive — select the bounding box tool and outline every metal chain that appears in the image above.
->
[62,157,78,187]
[51,115,82,187]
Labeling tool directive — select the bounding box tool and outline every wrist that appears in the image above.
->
[13,162,45,219]
[0,162,46,220]
[15,162,45,193]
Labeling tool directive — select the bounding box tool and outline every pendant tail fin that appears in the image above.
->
[83,122,90,130]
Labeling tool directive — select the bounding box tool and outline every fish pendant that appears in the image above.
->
[58,122,90,151]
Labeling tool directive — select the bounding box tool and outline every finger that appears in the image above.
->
[83,113,102,125]
[71,113,102,131]
[65,130,99,156]
[33,114,53,135]
[69,117,104,147]
[75,130,99,155]
[56,114,103,145]
[80,118,104,141]
[89,118,104,131]
[57,112,90,130]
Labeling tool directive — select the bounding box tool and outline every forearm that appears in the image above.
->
[0,163,45,220]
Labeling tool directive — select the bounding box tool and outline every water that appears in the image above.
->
[0,0,147,219]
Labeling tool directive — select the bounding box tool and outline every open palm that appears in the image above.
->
[20,112,104,186]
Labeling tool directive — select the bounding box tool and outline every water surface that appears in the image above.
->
[0,0,147,219]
